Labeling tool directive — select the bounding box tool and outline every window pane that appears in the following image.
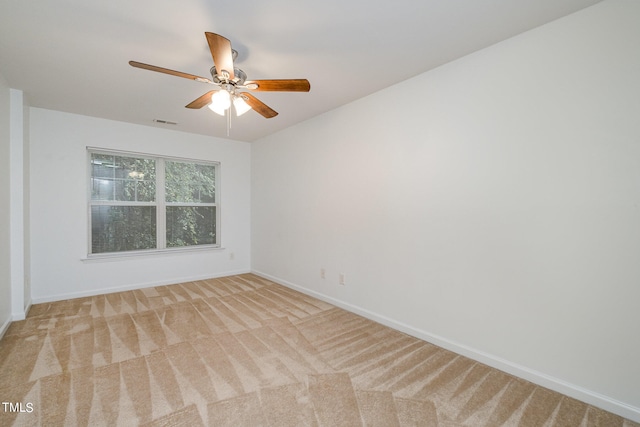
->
[91,154,118,178]
[166,206,216,247]
[165,161,215,203]
[91,176,114,201]
[91,206,156,253]
[91,153,156,202]
[114,177,156,202]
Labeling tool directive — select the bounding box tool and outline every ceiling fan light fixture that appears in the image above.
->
[208,102,226,116]
[208,89,231,115]
[233,95,251,116]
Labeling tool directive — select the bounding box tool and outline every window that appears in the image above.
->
[89,149,219,255]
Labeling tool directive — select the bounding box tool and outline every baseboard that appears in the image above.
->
[31,269,252,304]
[0,315,11,340]
[252,270,640,423]
[1,300,32,338]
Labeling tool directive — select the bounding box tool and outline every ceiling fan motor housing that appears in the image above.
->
[210,66,247,85]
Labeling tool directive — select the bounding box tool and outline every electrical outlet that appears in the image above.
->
[339,273,346,286]
[320,268,326,279]
[229,252,235,260]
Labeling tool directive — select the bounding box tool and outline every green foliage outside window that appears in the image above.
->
[165,161,216,247]
[91,206,156,253]
[91,154,156,202]
[165,161,215,203]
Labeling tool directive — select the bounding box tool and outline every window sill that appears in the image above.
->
[81,245,225,262]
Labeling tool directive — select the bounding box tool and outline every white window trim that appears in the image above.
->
[86,147,221,259]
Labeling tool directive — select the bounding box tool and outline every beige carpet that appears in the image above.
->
[0,273,637,426]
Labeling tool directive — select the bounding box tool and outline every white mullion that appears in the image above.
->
[90,200,155,206]
[156,158,166,249]
[164,203,216,207]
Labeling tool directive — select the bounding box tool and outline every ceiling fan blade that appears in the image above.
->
[239,93,278,118]
[205,32,235,80]
[129,61,213,84]
[244,79,311,92]
[185,91,215,109]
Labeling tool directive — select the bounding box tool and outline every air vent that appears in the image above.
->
[153,119,178,125]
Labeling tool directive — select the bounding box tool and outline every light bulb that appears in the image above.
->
[233,96,251,116]
[208,90,231,116]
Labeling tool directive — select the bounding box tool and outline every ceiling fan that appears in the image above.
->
[129,32,310,120]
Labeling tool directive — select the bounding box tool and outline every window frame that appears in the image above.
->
[87,147,221,257]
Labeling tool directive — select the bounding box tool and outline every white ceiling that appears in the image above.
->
[0,0,601,142]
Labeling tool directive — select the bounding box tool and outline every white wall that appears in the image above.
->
[0,73,12,335]
[252,0,640,421]
[29,108,251,302]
